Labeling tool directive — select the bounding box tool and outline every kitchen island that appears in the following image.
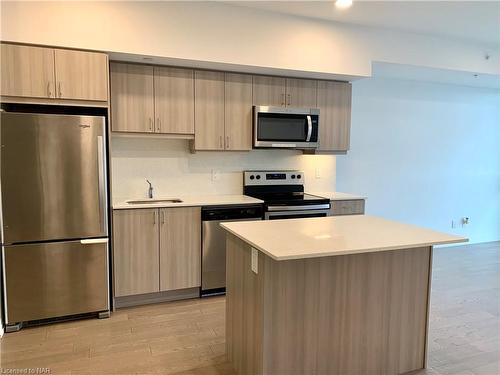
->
[220,215,467,375]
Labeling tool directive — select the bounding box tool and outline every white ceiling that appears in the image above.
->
[233,1,500,47]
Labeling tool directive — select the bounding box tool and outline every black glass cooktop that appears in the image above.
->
[247,192,329,207]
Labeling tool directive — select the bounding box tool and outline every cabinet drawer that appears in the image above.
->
[330,200,365,216]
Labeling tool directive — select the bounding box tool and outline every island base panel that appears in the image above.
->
[226,234,432,375]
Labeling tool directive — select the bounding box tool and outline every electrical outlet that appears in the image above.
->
[251,248,258,274]
[211,169,220,182]
[461,217,470,227]
[315,167,321,179]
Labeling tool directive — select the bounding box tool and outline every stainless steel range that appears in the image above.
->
[243,170,330,219]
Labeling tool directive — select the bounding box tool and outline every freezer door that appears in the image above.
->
[1,112,108,243]
[3,239,109,324]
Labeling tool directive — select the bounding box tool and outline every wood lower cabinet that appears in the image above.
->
[159,207,201,291]
[113,207,201,299]
[113,209,160,297]
[54,49,108,101]
[252,75,286,107]
[1,44,55,99]
[285,78,317,108]
[110,63,155,133]
[194,70,225,150]
[154,66,194,134]
[330,199,365,216]
[317,81,352,152]
[224,73,253,150]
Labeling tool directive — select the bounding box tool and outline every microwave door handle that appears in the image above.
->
[306,115,313,141]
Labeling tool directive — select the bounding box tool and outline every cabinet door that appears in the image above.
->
[54,49,108,101]
[1,44,55,98]
[154,67,194,134]
[113,209,160,297]
[317,81,352,152]
[330,200,365,216]
[159,207,201,291]
[110,63,155,133]
[224,73,253,151]
[252,75,286,107]
[285,78,317,108]
[194,70,225,150]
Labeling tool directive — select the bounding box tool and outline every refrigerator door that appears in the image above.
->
[3,239,109,324]
[1,112,108,244]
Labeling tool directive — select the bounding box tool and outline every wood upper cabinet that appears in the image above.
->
[1,44,55,98]
[111,63,155,133]
[316,81,352,152]
[224,73,253,151]
[194,70,225,150]
[253,75,317,108]
[154,67,194,134]
[159,207,201,291]
[252,75,286,107]
[113,209,160,297]
[1,44,108,102]
[285,78,317,108]
[54,49,108,101]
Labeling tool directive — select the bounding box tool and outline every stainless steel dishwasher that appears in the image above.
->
[201,204,263,296]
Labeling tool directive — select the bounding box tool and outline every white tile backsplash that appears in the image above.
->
[111,137,336,202]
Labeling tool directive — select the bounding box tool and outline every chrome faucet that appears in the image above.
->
[146,179,153,199]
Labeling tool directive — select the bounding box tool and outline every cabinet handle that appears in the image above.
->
[281,93,285,106]
[149,118,153,132]
[219,135,223,149]
[58,82,62,98]
[156,118,161,133]
[226,136,230,149]
[287,93,291,106]
[153,211,156,225]
[47,82,52,98]
[161,210,165,225]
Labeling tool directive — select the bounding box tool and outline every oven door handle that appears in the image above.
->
[265,209,330,220]
[306,115,313,142]
[267,204,330,211]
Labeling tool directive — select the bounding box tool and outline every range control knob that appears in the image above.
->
[297,174,302,179]
[291,174,296,179]
[250,175,255,180]
[256,175,261,180]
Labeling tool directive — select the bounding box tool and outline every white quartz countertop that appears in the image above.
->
[311,191,367,200]
[221,215,468,261]
[113,194,263,209]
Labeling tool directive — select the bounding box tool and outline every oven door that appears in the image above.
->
[265,209,329,220]
[254,106,319,149]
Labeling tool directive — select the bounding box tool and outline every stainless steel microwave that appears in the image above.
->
[253,106,320,149]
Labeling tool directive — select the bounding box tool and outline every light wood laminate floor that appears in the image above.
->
[1,242,499,375]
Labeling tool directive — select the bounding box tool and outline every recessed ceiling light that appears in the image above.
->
[335,0,353,9]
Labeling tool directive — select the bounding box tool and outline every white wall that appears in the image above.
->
[1,1,498,79]
[111,138,336,202]
[336,78,500,244]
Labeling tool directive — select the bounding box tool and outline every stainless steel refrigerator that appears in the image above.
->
[1,112,110,331]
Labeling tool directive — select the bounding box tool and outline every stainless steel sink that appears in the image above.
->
[126,198,183,205]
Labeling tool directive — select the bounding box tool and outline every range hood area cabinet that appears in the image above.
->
[252,75,317,108]
[1,43,108,102]
[110,63,195,135]
[113,207,201,298]
[194,71,253,151]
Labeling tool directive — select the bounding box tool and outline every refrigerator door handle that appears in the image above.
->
[97,135,106,234]
[81,238,108,245]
